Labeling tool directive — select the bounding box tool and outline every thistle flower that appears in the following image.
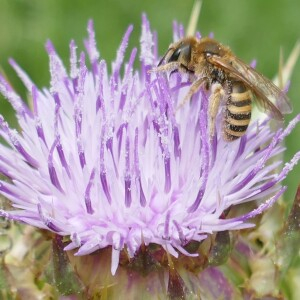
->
[0,15,299,298]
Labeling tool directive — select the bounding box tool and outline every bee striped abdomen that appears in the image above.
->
[224,81,252,141]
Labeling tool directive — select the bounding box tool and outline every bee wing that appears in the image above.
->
[232,57,292,114]
[208,55,292,120]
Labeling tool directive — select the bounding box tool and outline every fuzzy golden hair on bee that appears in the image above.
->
[152,36,292,141]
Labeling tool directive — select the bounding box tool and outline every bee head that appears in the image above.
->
[168,42,191,64]
[158,39,192,67]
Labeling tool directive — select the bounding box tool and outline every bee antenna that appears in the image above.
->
[157,48,173,67]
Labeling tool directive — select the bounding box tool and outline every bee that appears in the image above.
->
[152,37,292,141]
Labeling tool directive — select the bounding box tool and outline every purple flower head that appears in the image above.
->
[0,15,299,279]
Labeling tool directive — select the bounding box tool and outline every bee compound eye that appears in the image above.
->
[168,44,191,63]
[168,48,182,62]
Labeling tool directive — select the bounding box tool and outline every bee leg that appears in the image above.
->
[148,62,180,73]
[176,77,207,111]
[208,83,225,140]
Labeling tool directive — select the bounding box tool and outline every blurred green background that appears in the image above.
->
[0,0,299,202]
